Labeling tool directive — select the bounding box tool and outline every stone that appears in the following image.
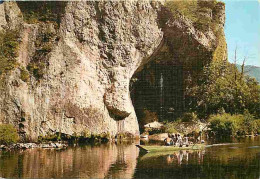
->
[40,144,51,148]
[149,133,169,141]
[50,143,56,148]
[55,143,67,148]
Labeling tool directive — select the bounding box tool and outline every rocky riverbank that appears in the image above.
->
[0,142,68,150]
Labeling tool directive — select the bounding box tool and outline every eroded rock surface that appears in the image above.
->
[0,1,225,141]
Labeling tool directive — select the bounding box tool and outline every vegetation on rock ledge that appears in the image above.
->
[27,24,57,80]
[0,29,20,76]
[17,1,67,26]
[165,0,223,32]
[0,124,19,145]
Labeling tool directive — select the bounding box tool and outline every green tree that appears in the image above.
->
[186,60,260,118]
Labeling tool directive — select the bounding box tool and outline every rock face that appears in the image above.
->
[0,1,226,141]
[131,1,226,123]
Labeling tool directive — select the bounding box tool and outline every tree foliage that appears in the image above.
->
[186,60,260,119]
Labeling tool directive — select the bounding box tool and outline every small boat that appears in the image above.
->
[136,144,205,153]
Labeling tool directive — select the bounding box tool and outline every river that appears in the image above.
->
[0,137,259,178]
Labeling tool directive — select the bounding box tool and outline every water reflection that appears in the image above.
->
[164,150,205,165]
[0,137,259,179]
[0,143,139,178]
[135,137,260,179]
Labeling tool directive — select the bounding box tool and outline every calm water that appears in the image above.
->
[0,137,259,179]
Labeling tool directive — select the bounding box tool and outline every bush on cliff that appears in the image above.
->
[165,0,198,23]
[17,1,67,26]
[0,124,19,145]
[0,29,20,76]
[165,0,220,32]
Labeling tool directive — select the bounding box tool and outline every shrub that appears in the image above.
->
[239,110,256,135]
[0,29,20,76]
[20,67,30,82]
[145,127,164,135]
[164,121,179,134]
[38,133,58,142]
[27,25,57,80]
[254,120,260,134]
[81,130,91,138]
[177,112,199,122]
[0,124,19,145]
[209,112,258,137]
[165,0,198,23]
[209,113,242,137]
[17,1,67,26]
[165,0,220,32]
[27,62,45,80]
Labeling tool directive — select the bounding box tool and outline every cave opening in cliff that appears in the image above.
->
[130,51,205,131]
[130,61,189,130]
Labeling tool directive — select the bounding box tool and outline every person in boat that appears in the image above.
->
[183,135,189,147]
[170,133,177,145]
[196,131,202,143]
[176,134,183,147]
[174,133,178,146]
[164,135,174,146]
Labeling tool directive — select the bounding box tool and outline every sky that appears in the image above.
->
[224,0,260,66]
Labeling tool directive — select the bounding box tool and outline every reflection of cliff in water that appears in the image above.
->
[1,138,260,179]
[0,143,139,178]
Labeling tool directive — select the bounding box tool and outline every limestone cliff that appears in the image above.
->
[0,1,226,141]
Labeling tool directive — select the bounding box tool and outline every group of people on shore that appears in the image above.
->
[164,133,191,147]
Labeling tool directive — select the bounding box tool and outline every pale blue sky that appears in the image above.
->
[224,0,260,66]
